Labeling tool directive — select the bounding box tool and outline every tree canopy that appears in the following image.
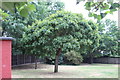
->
[22,10,100,72]
[96,19,120,57]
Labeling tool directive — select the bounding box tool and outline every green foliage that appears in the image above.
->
[20,2,64,56]
[0,9,9,20]
[96,19,119,57]
[1,1,64,18]
[19,3,36,17]
[22,10,100,58]
[1,1,120,20]
[25,1,64,24]
[64,51,83,65]
[82,1,120,20]
[2,13,26,54]
[1,2,36,17]
[2,1,64,55]
[1,2,16,13]
[45,54,64,64]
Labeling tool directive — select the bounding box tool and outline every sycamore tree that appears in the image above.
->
[22,11,100,72]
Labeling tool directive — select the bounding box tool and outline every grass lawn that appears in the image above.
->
[12,63,119,78]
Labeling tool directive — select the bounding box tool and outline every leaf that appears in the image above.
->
[20,8,28,17]
[0,9,9,20]
[1,2,15,13]
[110,3,120,10]
[100,13,107,19]
[15,2,26,9]
[1,2,36,17]
[102,3,109,10]
[112,3,120,8]
[105,11,113,14]
[84,2,91,11]
[88,12,93,17]
[25,4,36,12]
[93,14,97,18]
[84,2,119,20]
[110,9,117,12]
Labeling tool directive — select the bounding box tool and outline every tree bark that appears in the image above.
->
[35,55,38,69]
[88,53,93,64]
[2,31,4,36]
[54,48,62,73]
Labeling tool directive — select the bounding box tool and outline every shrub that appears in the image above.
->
[45,55,64,65]
[64,51,83,65]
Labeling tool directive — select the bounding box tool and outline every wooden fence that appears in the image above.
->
[93,57,120,64]
[12,54,120,66]
[12,54,36,66]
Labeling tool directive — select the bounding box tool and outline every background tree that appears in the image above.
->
[85,21,100,64]
[95,19,119,57]
[1,1,64,69]
[24,1,64,25]
[2,12,26,54]
[22,11,100,72]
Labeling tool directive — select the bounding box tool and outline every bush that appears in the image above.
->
[64,51,83,65]
[45,55,64,65]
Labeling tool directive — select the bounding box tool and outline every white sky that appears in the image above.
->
[60,0,118,24]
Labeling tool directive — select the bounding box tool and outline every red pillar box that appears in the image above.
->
[0,37,14,80]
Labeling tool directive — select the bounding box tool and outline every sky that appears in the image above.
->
[60,0,118,24]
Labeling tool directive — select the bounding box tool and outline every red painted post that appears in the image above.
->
[0,37,14,80]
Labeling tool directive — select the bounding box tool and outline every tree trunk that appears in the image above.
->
[54,48,62,73]
[2,31,4,36]
[35,55,38,69]
[88,53,93,64]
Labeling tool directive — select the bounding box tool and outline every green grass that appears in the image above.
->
[12,63,119,78]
